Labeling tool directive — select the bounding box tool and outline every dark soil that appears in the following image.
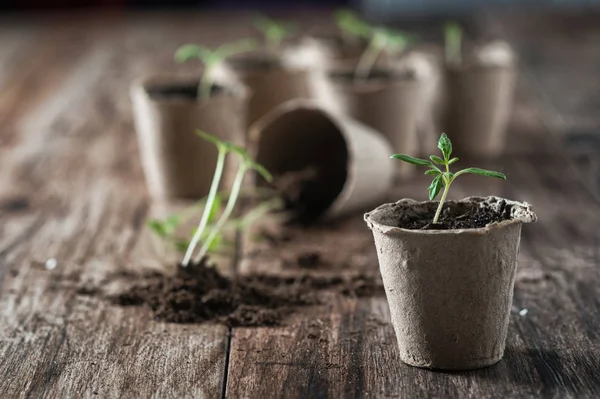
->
[146,82,225,101]
[401,199,512,230]
[227,56,282,72]
[329,68,416,84]
[96,258,383,327]
[272,167,347,225]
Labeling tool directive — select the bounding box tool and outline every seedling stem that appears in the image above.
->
[196,162,247,262]
[182,135,228,266]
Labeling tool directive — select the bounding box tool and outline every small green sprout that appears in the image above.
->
[354,26,413,81]
[334,9,371,40]
[147,195,224,254]
[175,39,257,101]
[444,22,463,65]
[391,133,506,224]
[253,15,293,51]
[181,130,272,266]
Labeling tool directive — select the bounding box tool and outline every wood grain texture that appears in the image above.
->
[227,12,600,398]
[1,10,600,399]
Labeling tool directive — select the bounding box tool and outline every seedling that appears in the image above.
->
[354,26,412,81]
[181,130,272,266]
[391,133,506,224]
[175,39,257,101]
[147,195,224,254]
[334,9,371,41]
[444,22,463,65]
[253,15,293,51]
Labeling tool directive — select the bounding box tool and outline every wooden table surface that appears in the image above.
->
[0,10,599,398]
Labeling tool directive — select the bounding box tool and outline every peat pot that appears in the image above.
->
[328,68,422,178]
[364,197,537,370]
[227,52,312,128]
[131,75,248,199]
[444,63,516,157]
[250,99,394,221]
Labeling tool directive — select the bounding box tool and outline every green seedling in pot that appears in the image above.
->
[253,15,294,51]
[444,21,463,66]
[334,9,371,42]
[391,133,506,224]
[181,130,272,266]
[175,39,257,101]
[354,26,413,81]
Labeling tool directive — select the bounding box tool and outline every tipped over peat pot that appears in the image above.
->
[249,99,394,221]
[130,75,247,199]
[328,68,422,178]
[444,62,516,157]
[364,197,537,370]
[226,51,312,128]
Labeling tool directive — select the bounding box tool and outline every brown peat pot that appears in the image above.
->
[364,196,537,370]
[227,51,312,127]
[444,62,516,157]
[302,33,368,63]
[249,99,394,220]
[130,75,247,199]
[328,68,422,178]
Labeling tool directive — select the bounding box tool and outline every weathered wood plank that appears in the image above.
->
[228,150,600,398]
[227,12,600,395]
[0,13,259,398]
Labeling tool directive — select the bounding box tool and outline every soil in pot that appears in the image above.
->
[145,81,226,101]
[255,109,349,224]
[250,100,394,221]
[393,198,513,230]
[269,166,347,225]
[78,257,383,327]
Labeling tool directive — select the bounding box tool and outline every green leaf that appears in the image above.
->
[428,174,444,201]
[425,169,440,176]
[163,215,181,234]
[437,133,452,161]
[430,155,445,165]
[457,168,507,180]
[147,219,168,238]
[195,130,225,148]
[174,44,212,63]
[335,10,371,38]
[250,161,273,183]
[448,157,459,165]
[173,238,191,252]
[390,154,431,166]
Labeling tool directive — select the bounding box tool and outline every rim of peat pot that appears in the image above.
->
[327,67,418,94]
[249,98,394,220]
[364,196,537,370]
[365,196,537,235]
[130,74,249,107]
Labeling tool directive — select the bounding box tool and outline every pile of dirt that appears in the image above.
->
[85,258,383,327]
[401,199,513,230]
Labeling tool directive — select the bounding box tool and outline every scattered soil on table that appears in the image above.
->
[400,199,512,230]
[84,257,383,327]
